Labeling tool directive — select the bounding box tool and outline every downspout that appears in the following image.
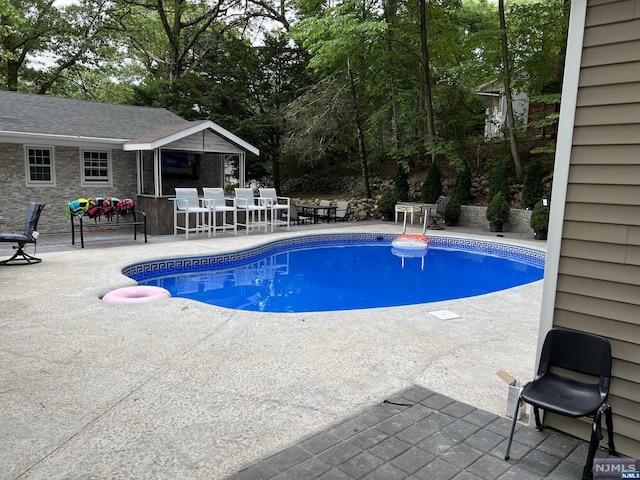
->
[535,0,587,367]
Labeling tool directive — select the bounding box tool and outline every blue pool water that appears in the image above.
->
[125,234,545,313]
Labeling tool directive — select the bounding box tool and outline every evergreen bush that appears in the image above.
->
[445,190,462,224]
[530,198,550,231]
[394,161,410,202]
[522,160,545,209]
[377,189,397,216]
[486,191,510,224]
[421,162,442,203]
[453,161,472,205]
[488,160,510,203]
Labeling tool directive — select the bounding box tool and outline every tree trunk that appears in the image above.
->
[347,58,372,198]
[6,59,19,91]
[498,0,523,181]
[385,0,400,151]
[272,131,282,193]
[419,0,436,163]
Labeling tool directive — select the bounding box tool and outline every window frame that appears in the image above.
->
[80,149,112,187]
[24,145,56,186]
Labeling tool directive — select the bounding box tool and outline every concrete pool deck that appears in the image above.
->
[0,222,556,479]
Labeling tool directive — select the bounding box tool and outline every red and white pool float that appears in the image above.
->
[391,234,430,250]
[102,285,171,304]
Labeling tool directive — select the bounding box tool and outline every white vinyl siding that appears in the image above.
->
[546,0,640,459]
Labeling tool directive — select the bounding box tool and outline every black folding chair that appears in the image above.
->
[0,202,46,265]
[504,327,618,480]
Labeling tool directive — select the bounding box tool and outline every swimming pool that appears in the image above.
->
[123,234,545,313]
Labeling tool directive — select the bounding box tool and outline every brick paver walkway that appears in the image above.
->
[228,385,604,480]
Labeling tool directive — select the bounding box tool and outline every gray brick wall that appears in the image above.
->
[1,142,137,233]
[1,142,226,234]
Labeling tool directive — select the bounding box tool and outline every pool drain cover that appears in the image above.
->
[428,310,461,320]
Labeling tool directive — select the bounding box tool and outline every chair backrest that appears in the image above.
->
[235,188,259,208]
[175,188,199,210]
[435,195,450,214]
[24,202,45,240]
[289,203,300,221]
[538,328,612,389]
[336,201,349,218]
[203,188,226,205]
[319,200,331,207]
[259,188,277,200]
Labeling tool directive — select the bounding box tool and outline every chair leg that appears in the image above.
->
[0,244,42,265]
[582,409,605,480]
[533,406,543,430]
[604,405,618,456]
[504,401,520,460]
[174,207,178,236]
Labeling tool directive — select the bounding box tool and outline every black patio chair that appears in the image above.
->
[504,327,618,480]
[0,202,46,265]
[425,195,450,230]
[288,203,311,225]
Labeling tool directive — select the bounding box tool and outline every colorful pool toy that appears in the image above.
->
[391,233,430,250]
[102,285,171,304]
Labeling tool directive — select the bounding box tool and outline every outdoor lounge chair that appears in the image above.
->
[425,195,450,230]
[202,187,237,236]
[0,202,45,265]
[259,188,290,232]
[235,188,268,234]
[318,199,331,221]
[288,203,312,225]
[335,201,349,221]
[172,188,209,239]
[504,328,617,480]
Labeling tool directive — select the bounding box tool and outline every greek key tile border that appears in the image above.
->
[123,233,546,281]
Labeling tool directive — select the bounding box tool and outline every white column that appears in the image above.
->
[153,148,162,197]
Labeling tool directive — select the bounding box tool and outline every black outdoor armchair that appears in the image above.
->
[0,202,46,265]
[504,327,617,480]
[425,195,450,230]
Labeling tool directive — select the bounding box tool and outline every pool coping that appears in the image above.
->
[123,233,546,281]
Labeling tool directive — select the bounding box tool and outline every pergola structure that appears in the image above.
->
[124,119,259,197]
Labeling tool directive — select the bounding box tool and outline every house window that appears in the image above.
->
[25,146,55,186]
[81,150,112,186]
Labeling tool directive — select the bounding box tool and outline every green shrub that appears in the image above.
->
[453,161,472,205]
[488,160,510,203]
[486,191,510,224]
[445,191,462,224]
[377,189,397,215]
[421,162,442,203]
[522,160,545,209]
[530,198,550,231]
[394,161,410,202]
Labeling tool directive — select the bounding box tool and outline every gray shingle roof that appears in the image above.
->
[127,120,209,145]
[0,90,187,140]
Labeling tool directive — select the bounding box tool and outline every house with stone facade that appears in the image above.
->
[0,91,258,234]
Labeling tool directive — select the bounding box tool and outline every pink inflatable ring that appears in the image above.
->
[102,286,171,304]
